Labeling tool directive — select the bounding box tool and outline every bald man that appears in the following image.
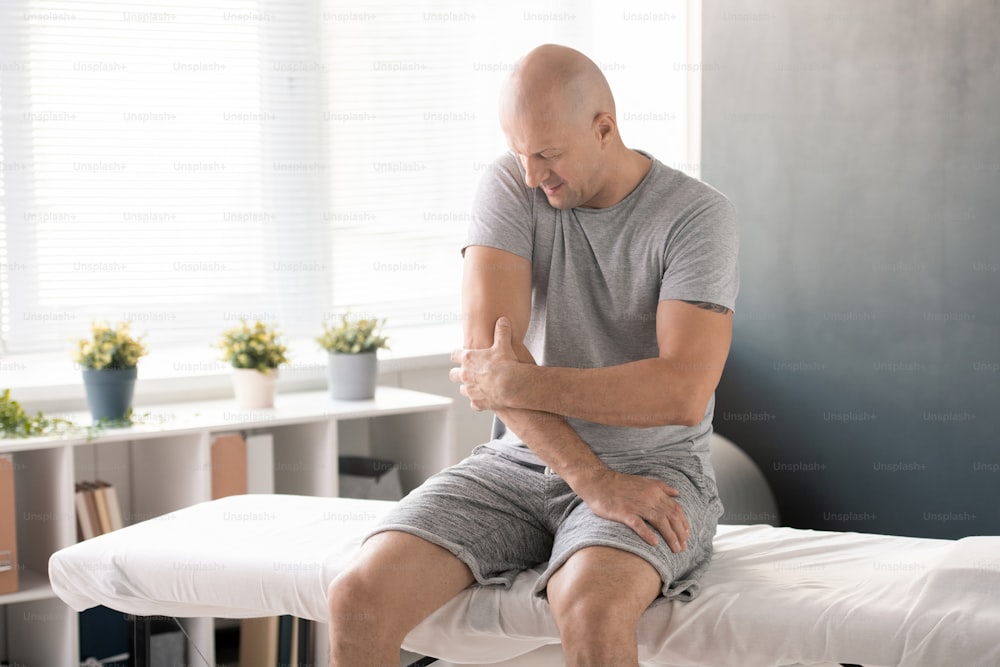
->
[327,44,738,666]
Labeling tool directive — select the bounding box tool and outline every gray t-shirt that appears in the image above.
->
[464,150,739,476]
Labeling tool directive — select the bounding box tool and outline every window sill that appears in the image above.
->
[1,323,462,414]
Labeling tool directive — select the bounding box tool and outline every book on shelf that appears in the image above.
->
[91,480,113,534]
[0,454,18,595]
[239,616,279,667]
[97,480,124,531]
[74,480,125,540]
[238,615,313,666]
[80,482,102,538]
[74,483,97,541]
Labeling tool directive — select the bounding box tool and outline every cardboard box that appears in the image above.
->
[0,454,19,595]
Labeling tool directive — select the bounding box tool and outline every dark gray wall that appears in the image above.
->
[703,0,1000,538]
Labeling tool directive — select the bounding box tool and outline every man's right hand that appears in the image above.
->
[571,467,691,551]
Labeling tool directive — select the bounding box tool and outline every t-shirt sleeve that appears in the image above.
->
[659,194,740,312]
[462,153,534,261]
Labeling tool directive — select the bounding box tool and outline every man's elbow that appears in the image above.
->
[677,408,706,428]
[652,394,710,428]
[681,388,718,426]
[652,408,703,428]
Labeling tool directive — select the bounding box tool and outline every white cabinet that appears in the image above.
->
[0,386,454,666]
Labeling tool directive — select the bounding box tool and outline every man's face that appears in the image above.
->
[502,105,603,210]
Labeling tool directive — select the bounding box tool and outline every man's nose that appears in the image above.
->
[522,156,547,189]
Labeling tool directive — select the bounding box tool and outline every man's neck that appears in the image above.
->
[583,148,652,209]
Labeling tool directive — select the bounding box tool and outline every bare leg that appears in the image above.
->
[327,530,475,667]
[546,546,662,667]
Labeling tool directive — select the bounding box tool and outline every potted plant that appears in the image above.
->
[316,313,389,400]
[216,320,289,409]
[74,321,148,422]
[1,388,74,438]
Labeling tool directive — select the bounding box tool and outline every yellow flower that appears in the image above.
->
[217,319,288,370]
[316,313,389,354]
[74,321,147,370]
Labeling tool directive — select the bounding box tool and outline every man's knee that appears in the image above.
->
[327,532,421,621]
[546,546,662,642]
[548,588,640,644]
[326,566,377,620]
[327,530,475,641]
[326,557,396,646]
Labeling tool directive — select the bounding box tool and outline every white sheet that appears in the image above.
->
[49,494,1000,667]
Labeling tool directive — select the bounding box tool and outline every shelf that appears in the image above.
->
[0,384,455,665]
[1,386,453,452]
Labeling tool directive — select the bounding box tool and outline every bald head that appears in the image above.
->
[497,44,645,210]
[500,44,616,133]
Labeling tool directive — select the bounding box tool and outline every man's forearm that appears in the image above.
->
[491,403,689,552]
[457,300,732,429]
[491,405,608,488]
[460,317,609,483]
[503,358,709,428]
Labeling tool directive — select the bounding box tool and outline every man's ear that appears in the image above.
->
[593,111,615,146]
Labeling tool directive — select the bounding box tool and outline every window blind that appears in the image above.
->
[0,85,7,349]
[0,0,326,355]
[0,0,693,360]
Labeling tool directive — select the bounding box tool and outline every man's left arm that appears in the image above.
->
[454,299,732,428]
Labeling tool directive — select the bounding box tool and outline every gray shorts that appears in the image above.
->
[366,446,723,603]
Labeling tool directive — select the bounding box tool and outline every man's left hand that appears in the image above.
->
[449,317,520,411]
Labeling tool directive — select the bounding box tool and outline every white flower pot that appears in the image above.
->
[231,367,278,409]
[327,352,377,400]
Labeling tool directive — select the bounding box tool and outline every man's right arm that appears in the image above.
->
[458,245,690,551]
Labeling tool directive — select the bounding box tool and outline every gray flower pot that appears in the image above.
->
[327,351,377,400]
[82,367,138,421]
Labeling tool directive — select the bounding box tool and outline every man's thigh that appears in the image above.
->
[366,447,555,588]
[536,454,723,603]
[330,530,477,635]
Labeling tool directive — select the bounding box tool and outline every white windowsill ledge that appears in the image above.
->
[1,323,462,414]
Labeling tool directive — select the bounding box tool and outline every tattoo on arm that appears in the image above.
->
[682,300,732,315]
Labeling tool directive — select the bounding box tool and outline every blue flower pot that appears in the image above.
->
[82,367,138,421]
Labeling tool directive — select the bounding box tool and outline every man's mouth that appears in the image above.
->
[542,183,562,195]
